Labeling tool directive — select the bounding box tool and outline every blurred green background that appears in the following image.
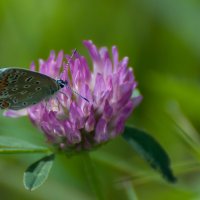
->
[0,0,200,199]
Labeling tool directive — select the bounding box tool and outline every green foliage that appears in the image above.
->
[123,126,176,183]
[0,136,49,154]
[23,154,54,191]
[0,0,199,199]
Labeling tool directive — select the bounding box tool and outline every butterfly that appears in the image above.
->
[0,68,68,110]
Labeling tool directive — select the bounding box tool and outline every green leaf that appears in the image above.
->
[123,126,177,183]
[131,88,141,98]
[0,136,49,154]
[24,154,55,191]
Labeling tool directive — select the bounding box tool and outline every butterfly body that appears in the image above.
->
[0,68,67,110]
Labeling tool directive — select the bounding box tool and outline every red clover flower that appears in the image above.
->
[5,40,142,153]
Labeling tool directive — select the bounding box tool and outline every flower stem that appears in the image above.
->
[82,152,104,200]
[124,182,139,200]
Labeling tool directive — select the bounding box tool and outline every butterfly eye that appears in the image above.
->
[0,100,10,108]
[11,88,18,91]
[25,77,33,82]
[24,85,31,88]
[35,87,42,91]
[14,74,20,78]
[35,81,40,84]
[13,99,18,104]
[22,102,28,106]
[3,87,9,91]
[2,91,8,95]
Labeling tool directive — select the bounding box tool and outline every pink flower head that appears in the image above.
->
[5,40,142,152]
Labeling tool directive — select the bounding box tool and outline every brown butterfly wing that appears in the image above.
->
[0,68,60,110]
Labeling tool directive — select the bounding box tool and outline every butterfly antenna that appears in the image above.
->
[63,49,89,103]
[67,85,89,102]
[64,48,77,72]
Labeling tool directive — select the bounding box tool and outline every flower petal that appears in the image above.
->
[95,117,107,143]
[3,109,28,118]
[85,108,95,132]
[103,100,113,120]
[94,73,106,100]
[112,46,119,72]
[83,40,101,63]
[69,102,84,129]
